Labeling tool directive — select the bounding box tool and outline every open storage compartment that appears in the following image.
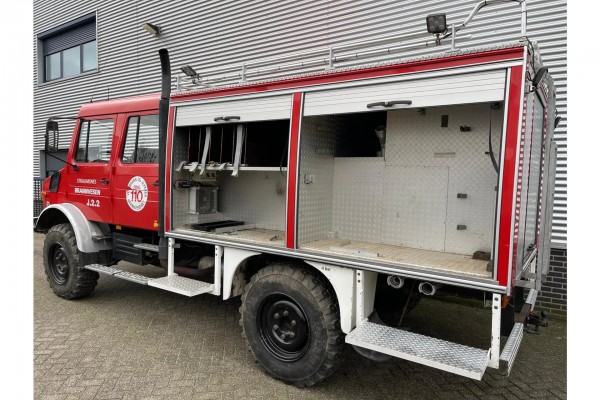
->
[170,94,293,246]
[297,102,505,278]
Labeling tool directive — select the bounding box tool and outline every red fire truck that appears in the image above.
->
[37,0,558,386]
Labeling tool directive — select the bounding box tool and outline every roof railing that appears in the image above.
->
[175,0,526,92]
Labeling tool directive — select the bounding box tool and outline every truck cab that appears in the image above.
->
[41,94,160,232]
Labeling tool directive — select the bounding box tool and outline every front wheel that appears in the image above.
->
[239,263,344,387]
[43,223,99,299]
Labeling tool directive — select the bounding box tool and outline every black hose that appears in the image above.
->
[279,141,288,177]
[488,106,500,173]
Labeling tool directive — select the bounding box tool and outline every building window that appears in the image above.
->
[122,115,160,164]
[39,13,97,83]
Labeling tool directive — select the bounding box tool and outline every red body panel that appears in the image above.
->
[497,65,525,289]
[286,93,303,248]
[164,107,176,232]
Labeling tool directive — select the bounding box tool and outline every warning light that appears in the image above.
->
[426,14,447,34]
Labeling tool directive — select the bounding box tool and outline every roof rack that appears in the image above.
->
[175,0,526,92]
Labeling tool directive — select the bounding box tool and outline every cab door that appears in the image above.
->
[67,116,116,223]
[111,112,160,230]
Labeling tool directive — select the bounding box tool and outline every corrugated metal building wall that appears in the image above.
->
[33,0,566,247]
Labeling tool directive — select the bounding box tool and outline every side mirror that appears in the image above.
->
[45,120,59,152]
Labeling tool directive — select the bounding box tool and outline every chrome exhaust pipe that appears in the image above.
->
[418,282,442,296]
[386,275,404,289]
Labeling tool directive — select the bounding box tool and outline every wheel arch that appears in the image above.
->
[36,204,112,253]
[303,261,355,334]
[223,248,264,300]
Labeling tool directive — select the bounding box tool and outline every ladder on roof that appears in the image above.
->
[175,0,527,91]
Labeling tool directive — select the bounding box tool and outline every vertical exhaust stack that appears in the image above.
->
[158,49,171,261]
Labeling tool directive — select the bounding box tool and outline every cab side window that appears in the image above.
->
[75,119,114,162]
[122,115,160,164]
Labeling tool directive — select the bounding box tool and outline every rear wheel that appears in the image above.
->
[239,263,344,387]
[43,223,99,299]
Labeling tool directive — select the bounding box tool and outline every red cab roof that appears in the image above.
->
[77,94,160,118]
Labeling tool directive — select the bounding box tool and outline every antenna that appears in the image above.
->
[90,48,111,102]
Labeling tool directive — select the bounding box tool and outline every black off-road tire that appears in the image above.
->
[43,223,99,299]
[239,263,344,387]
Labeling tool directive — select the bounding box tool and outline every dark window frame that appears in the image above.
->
[38,12,97,84]
[44,40,97,82]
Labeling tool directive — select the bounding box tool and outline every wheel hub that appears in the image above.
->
[49,244,69,285]
[258,294,310,362]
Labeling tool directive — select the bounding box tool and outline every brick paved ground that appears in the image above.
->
[34,233,567,400]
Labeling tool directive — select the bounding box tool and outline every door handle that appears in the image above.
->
[99,178,110,184]
[366,100,412,108]
[152,180,160,187]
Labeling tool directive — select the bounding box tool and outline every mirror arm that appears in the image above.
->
[44,152,79,171]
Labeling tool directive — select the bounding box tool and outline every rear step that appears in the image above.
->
[499,323,523,375]
[346,321,490,380]
[499,289,541,376]
[84,264,214,297]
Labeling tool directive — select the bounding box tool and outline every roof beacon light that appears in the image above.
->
[426,14,447,34]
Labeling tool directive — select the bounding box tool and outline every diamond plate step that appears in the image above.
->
[346,321,490,380]
[85,264,121,275]
[500,322,524,376]
[133,243,160,252]
[84,264,150,285]
[148,275,214,297]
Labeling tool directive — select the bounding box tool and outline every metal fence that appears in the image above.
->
[34,177,44,221]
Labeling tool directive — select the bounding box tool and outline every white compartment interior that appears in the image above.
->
[170,118,289,246]
[298,103,504,277]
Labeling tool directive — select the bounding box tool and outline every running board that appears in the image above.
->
[346,321,490,380]
[84,264,214,297]
[85,264,150,285]
[133,243,159,252]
